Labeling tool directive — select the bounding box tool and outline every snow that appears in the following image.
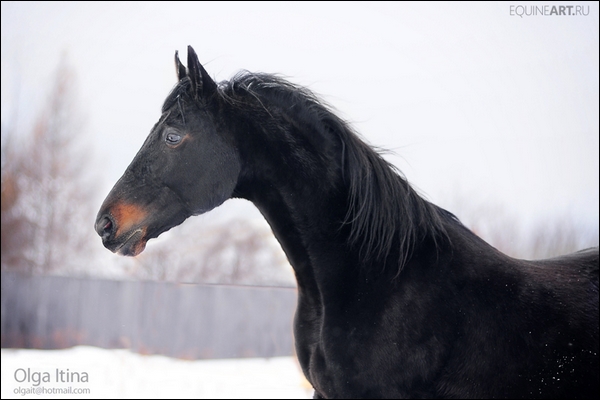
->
[1,346,313,399]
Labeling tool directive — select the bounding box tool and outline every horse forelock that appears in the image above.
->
[162,79,191,113]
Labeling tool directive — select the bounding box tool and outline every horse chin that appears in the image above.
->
[115,229,147,257]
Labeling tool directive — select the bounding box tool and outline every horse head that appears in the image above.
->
[94,46,240,256]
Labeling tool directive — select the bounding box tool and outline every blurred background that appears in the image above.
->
[1,1,598,398]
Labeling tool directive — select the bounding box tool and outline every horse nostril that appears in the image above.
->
[95,215,115,240]
[102,219,112,233]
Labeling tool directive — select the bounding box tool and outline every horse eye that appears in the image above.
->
[165,132,182,145]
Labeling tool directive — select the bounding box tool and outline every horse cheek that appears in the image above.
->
[184,154,239,215]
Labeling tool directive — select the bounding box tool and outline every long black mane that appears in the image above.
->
[197,71,456,275]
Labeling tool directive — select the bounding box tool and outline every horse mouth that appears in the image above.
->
[114,228,147,257]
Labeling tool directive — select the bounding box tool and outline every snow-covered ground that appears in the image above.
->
[1,346,313,399]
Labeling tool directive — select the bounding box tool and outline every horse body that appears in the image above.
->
[95,46,598,398]
[243,163,598,397]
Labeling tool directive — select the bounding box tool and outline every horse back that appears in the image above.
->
[537,246,599,278]
[430,231,599,398]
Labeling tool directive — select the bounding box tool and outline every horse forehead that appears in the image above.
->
[160,104,192,128]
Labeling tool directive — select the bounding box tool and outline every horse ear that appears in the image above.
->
[175,50,187,81]
[187,45,217,98]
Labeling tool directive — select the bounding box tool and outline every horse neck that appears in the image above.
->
[224,83,451,296]
[230,112,361,293]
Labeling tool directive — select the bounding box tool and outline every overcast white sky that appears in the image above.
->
[2,1,599,237]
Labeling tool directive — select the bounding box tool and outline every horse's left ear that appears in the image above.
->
[175,50,187,81]
[187,45,217,99]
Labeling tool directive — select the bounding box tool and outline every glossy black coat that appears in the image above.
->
[96,46,599,398]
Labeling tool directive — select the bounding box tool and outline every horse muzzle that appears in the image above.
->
[95,201,150,257]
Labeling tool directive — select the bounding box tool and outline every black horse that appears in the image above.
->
[95,46,598,398]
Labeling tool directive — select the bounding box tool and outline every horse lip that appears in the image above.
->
[113,228,146,256]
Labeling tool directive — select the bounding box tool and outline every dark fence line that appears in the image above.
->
[0,271,297,359]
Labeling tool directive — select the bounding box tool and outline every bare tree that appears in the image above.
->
[1,56,98,274]
[1,128,29,268]
[134,213,296,286]
[445,195,598,260]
